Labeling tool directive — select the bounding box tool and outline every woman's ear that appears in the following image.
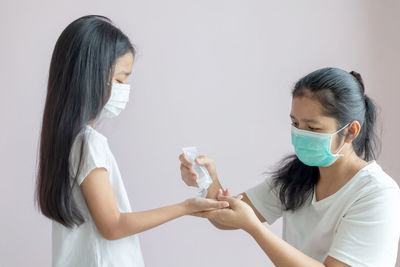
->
[345,120,361,143]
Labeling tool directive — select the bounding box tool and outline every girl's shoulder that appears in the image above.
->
[70,125,109,161]
[70,125,110,184]
[82,125,108,142]
[71,125,108,151]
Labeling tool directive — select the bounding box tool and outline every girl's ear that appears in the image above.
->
[345,120,361,143]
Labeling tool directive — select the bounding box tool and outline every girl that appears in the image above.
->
[180,68,400,266]
[36,15,229,267]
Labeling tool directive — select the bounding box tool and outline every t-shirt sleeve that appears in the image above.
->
[69,130,109,185]
[245,177,283,225]
[327,187,400,267]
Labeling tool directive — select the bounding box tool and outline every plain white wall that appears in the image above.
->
[0,0,399,266]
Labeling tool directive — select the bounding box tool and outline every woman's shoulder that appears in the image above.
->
[360,161,399,190]
[352,161,400,202]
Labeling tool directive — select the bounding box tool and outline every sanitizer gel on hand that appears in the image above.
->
[182,147,213,197]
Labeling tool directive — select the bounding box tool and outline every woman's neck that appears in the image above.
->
[314,150,369,201]
[318,150,368,188]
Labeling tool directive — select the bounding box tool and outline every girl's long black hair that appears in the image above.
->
[36,15,135,227]
[271,67,381,211]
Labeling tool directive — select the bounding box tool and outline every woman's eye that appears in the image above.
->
[291,122,298,127]
[309,127,320,131]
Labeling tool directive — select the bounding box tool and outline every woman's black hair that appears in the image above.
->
[270,67,381,211]
[36,15,135,227]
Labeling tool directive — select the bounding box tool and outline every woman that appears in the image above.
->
[179,68,400,267]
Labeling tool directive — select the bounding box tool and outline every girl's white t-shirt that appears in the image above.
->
[246,161,400,267]
[52,125,145,267]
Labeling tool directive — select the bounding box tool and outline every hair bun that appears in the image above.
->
[350,71,365,94]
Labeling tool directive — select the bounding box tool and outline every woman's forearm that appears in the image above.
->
[109,202,188,240]
[206,176,224,199]
[247,222,325,267]
[205,177,237,230]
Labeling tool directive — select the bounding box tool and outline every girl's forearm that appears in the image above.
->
[110,202,188,240]
[247,222,325,267]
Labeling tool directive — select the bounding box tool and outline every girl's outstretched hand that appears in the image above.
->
[192,189,262,232]
[183,197,229,214]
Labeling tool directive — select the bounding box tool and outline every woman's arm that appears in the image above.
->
[179,154,266,229]
[179,155,351,266]
[196,196,350,267]
[248,221,348,267]
[80,168,229,240]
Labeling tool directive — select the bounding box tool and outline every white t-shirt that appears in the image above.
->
[52,125,145,267]
[246,161,400,267]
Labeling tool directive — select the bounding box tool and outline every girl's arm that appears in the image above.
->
[179,154,266,229]
[80,167,229,240]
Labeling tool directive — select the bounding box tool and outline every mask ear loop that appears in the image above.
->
[333,123,351,156]
[332,123,351,135]
[335,143,347,156]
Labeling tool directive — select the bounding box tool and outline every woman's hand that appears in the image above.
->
[193,190,262,233]
[179,154,218,187]
[183,197,229,214]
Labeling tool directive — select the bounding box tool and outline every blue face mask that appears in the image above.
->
[291,123,350,167]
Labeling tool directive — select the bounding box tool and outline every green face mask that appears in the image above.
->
[291,123,350,167]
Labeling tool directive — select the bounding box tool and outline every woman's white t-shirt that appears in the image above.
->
[246,161,400,267]
[52,125,145,267]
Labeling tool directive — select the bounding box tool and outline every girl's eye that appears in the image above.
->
[291,122,298,127]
